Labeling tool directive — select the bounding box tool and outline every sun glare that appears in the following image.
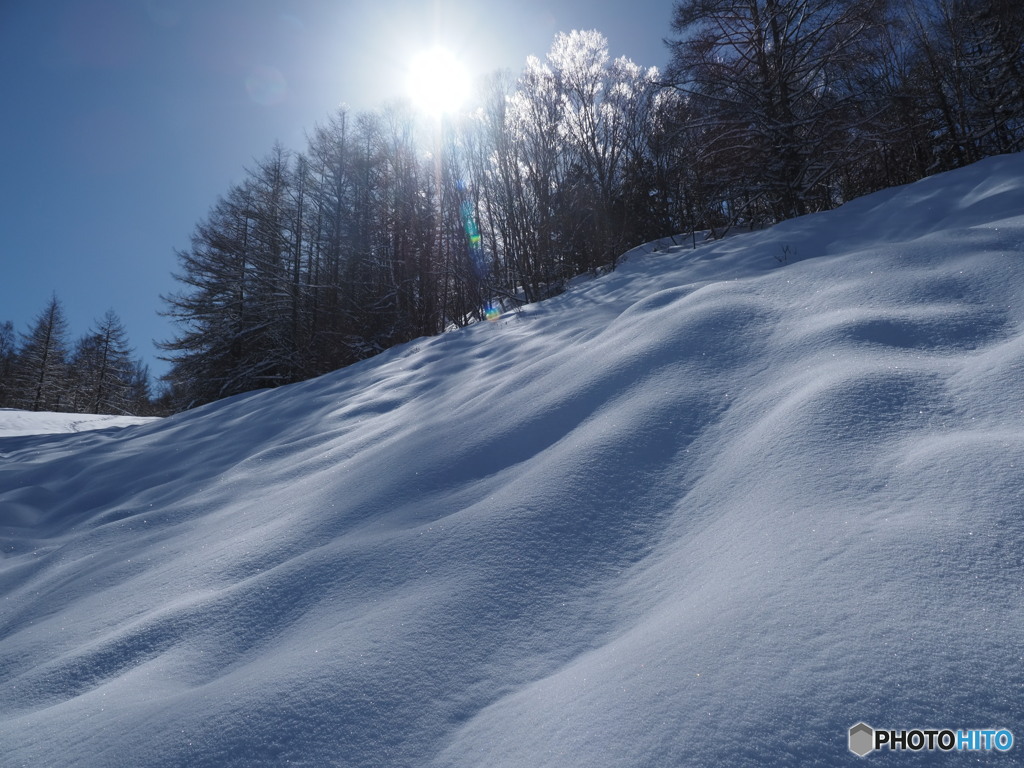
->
[407,48,470,117]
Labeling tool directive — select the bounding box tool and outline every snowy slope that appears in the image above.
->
[2,155,1023,767]
[0,409,159,438]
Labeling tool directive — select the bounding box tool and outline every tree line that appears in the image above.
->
[160,0,1024,409]
[664,0,1024,222]
[0,295,156,416]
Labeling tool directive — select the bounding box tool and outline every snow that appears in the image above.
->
[0,409,159,438]
[2,154,1024,766]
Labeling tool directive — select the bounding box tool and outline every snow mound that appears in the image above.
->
[2,155,1023,766]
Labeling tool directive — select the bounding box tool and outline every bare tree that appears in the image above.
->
[548,30,661,269]
[15,294,70,412]
[667,0,892,223]
[902,0,1024,171]
[68,310,134,414]
[0,320,15,407]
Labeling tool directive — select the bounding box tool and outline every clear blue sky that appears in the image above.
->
[0,0,675,381]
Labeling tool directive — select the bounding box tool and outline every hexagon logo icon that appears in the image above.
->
[849,722,874,757]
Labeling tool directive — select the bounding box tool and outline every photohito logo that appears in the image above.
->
[849,723,1014,756]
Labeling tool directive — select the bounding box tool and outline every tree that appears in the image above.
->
[67,310,135,414]
[305,107,360,371]
[242,143,305,387]
[547,30,661,269]
[504,52,571,297]
[902,0,1024,171]
[968,0,1024,155]
[0,321,15,407]
[15,295,70,412]
[667,0,892,223]
[124,359,154,416]
[160,183,258,406]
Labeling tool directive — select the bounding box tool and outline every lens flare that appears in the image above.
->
[460,199,487,277]
[245,65,287,106]
[460,194,495,321]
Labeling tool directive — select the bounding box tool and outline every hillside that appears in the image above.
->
[2,154,1023,766]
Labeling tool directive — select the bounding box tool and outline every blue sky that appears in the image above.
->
[0,0,675,381]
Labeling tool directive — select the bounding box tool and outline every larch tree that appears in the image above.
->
[68,310,135,414]
[15,294,70,412]
[124,359,154,416]
[0,320,16,407]
[160,183,257,406]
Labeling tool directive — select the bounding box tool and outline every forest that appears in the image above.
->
[0,298,155,416]
[3,0,1021,413]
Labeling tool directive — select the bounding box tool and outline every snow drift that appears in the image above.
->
[2,155,1023,766]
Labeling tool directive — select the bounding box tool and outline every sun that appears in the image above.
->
[407,47,470,117]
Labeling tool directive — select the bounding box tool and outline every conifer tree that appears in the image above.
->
[68,310,134,414]
[0,321,16,407]
[15,295,70,412]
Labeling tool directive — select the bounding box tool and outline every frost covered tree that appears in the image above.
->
[487,32,661,293]
[502,55,569,298]
[547,30,661,270]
